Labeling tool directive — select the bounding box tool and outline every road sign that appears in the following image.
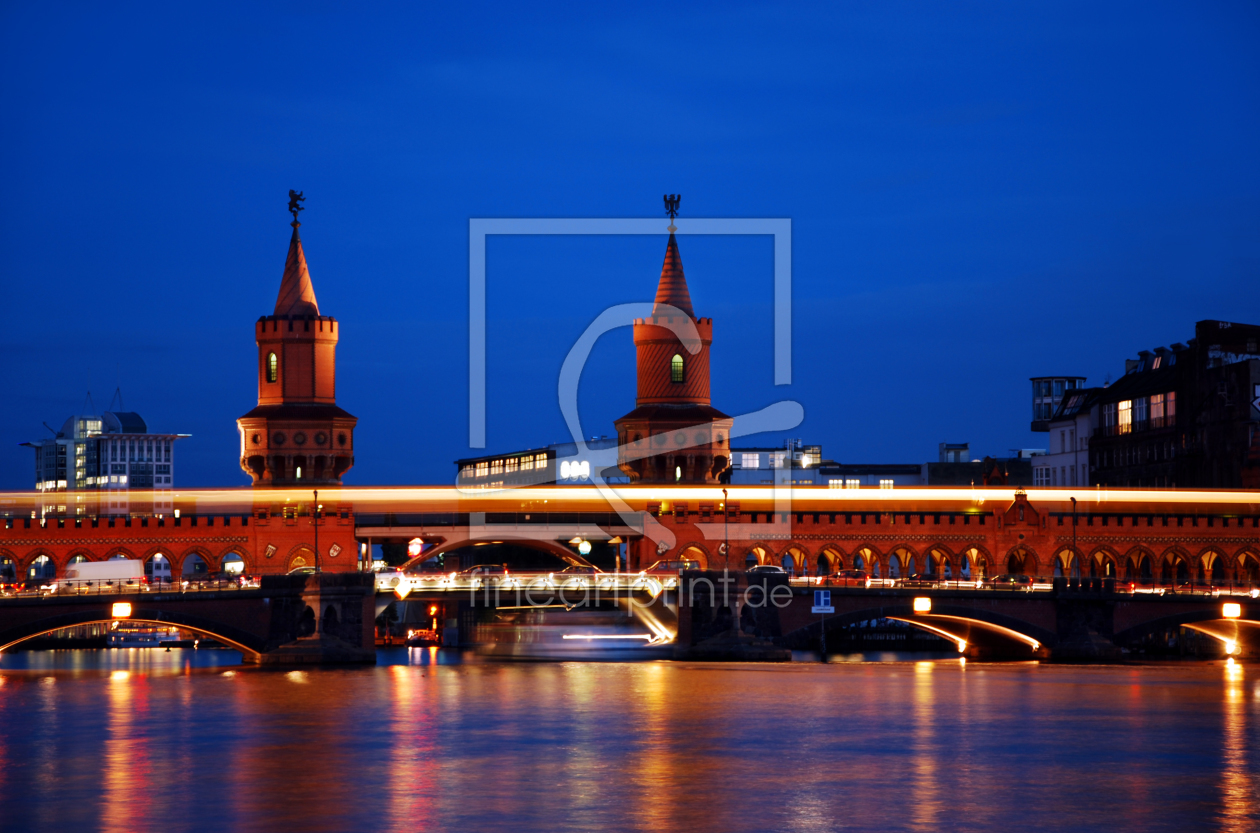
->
[811,589,834,614]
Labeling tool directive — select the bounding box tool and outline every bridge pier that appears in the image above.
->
[253,573,376,664]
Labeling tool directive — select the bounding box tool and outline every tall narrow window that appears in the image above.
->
[267,352,278,383]
[670,354,684,383]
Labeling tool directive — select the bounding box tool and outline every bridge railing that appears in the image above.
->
[0,575,263,600]
[790,574,1260,597]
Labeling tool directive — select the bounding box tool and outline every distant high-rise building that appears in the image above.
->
[22,410,187,514]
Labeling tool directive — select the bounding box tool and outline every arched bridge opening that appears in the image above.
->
[1114,602,1260,658]
[786,603,1054,660]
[0,608,267,662]
[402,539,605,574]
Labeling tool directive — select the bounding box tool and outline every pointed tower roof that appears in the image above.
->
[274,223,320,316]
[652,233,695,318]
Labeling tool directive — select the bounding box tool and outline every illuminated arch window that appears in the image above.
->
[670,354,685,383]
[267,352,278,383]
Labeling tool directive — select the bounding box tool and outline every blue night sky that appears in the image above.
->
[2,2,1259,488]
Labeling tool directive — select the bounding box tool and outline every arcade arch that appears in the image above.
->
[889,547,915,577]
[28,554,55,580]
[182,553,209,578]
[816,546,842,575]
[1006,547,1037,576]
[925,548,952,578]
[780,545,808,577]
[876,546,897,577]
[1053,549,1080,579]
[678,545,709,569]
[1240,552,1259,584]
[146,553,172,584]
[959,547,987,580]
[1087,549,1116,578]
[745,546,769,569]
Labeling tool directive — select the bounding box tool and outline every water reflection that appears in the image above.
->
[1,653,1259,832]
[911,661,940,831]
[1220,660,1251,833]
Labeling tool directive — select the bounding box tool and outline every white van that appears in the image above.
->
[63,560,145,593]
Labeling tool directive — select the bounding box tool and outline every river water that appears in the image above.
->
[0,649,1257,833]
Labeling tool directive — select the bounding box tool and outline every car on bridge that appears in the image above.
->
[822,569,869,588]
[898,573,940,589]
[643,559,701,575]
[374,569,408,592]
[984,574,1034,591]
[746,564,786,575]
[182,571,255,590]
[458,564,509,579]
[560,565,601,575]
[16,577,58,596]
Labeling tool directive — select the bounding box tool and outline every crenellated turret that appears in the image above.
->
[237,214,357,487]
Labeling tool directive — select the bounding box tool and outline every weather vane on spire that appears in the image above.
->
[288,190,305,225]
[664,193,680,232]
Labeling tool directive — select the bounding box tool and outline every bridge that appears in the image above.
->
[375,569,1260,661]
[4,485,1260,662]
[0,573,376,663]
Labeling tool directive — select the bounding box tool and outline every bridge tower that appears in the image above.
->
[237,215,357,486]
[615,231,733,484]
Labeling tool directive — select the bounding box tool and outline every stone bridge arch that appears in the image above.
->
[0,607,268,661]
[1113,603,1260,656]
[401,534,593,572]
[780,601,1054,659]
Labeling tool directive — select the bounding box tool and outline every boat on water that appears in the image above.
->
[475,610,673,661]
[107,624,183,648]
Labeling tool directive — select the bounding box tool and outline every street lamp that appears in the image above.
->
[722,487,729,571]
[313,489,320,573]
[1070,496,1077,583]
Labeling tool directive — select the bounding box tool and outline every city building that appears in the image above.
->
[728,441,824,485]
[614,230,733,484]
[1089,320,1260,488]
[237,214,357,487]
[1030,376,1087,431]
[22,410,188,515]
[1034,387,1101,487]
[455,437,628,490]
[921,442,1034,487]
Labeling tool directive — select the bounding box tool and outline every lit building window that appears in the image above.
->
[489,459,504,475]
[267,352,278,383]
[879,479,894,489]
[769,452,786,469]
[1118,400,1132,434]
[520,456,534,472]
[505,457,519,473]
[846,479,860,489]
[740,453,760,469]
[670,354,684,383]
[1166,391,1176,422]
[474,462,489,477]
